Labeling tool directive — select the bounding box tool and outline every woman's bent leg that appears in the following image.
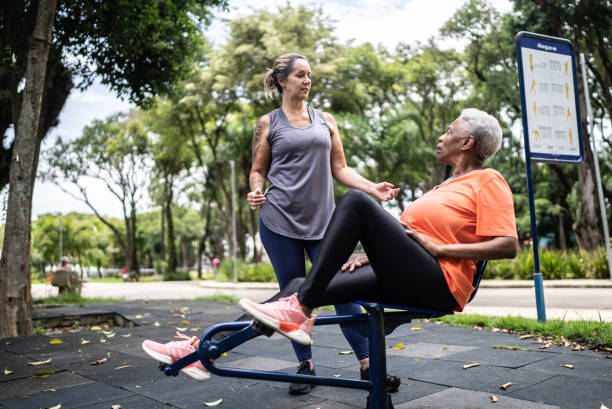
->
[298,190,457,311]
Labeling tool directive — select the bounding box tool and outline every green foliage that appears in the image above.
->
[486,247,610,280]
[217,259,277,283]
[431,314,612,348]
[162,272,191,281]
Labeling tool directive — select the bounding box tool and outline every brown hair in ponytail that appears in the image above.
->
[263,53,307,99]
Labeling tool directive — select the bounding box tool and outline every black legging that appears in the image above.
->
[292,190,458,311]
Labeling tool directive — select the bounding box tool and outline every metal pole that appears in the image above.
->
[58,214,63,260]
[580,53,612,279]
[230,160,238,284]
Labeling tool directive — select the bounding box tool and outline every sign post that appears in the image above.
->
[516,32,584,322]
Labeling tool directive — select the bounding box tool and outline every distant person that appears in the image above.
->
[212,257,221,270]
[53,256,79,294]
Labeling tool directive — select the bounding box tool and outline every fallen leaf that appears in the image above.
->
[90,358,107,365]
[204,398,223,406]
[3,368,14,375]
[81,339,91,345]
[221,353,228,357]
[102,330,114,335]
[333,374,341,378]
[415,358,420,361]
[90,326,102,331]
[111,405,122,409]
[134,315,143,319]
[46,404,61,409]
[519,334,532,339]
[172,314,181,318]
[491,395,499,403]
[560,364,574,369]
[441,347,447,351]
[176,327,188,331]
[106,352,112,358]
[42,388,56,392]
[140,321,151,325]
[189,327,202,332]
[28,358,52,366]
[153,321,161,327]
[601,404,609,409]
[32,370,53,378]
[500,382,515,390]
[121,333,132,338]
[411,324,423,330]
[337,351,353,355]
[167,321,177,325]
[114,365,131,370]
[491,328,501,332]
[393,343,405,350]
[463,363,480,369]
[181,320,190,325]
[100,338,107,343]
[49,339,62,344]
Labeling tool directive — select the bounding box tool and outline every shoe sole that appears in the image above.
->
[141,341,210,382]
[239,299,312,346]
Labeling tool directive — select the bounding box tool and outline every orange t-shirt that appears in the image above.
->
[399,168,518,310]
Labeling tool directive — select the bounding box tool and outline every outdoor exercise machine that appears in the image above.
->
[158,261,487,409]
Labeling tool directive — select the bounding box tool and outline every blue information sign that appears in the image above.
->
[516,31,584,163]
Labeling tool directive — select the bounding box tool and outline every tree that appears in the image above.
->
[0,0,227,339]
[0,0,57,338]
[45,113,151,274]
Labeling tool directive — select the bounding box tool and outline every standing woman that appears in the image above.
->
[247,53,399,395]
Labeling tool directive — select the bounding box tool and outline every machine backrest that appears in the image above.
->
[467,260,488,303]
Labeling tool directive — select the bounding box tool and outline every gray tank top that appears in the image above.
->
[260,106,335,240]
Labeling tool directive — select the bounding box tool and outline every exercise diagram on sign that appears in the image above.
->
[521,44,580,157]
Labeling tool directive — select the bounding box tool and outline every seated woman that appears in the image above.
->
[239,108,519,346]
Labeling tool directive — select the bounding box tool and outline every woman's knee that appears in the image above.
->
[338,189,370,209]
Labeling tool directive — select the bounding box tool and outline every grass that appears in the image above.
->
[195,294,239,303]
[430,314,612,349]
[34,293,124,305]
[87,276,159,283]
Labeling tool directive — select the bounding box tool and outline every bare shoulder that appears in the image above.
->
[256,114,270,128]
[322,111,337,125]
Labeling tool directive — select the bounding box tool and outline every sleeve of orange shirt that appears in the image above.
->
[476,173,518,239]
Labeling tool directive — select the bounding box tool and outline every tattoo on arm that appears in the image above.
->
[252,125,262,163]
[249,173,265,192]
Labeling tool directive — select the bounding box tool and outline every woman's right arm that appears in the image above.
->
[247,114,271,210]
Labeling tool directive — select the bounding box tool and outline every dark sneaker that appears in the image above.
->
[360,367,401,393]
[288,360,316,395]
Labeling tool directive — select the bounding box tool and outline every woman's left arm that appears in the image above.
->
[403,223,518,260]
[325,112,399,202]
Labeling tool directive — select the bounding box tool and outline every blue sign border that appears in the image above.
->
[516,31,584,163]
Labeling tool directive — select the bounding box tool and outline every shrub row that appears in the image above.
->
[487,247,610,280]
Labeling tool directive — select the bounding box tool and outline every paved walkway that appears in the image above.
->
[32,279,612,321]
[1,299,610,408]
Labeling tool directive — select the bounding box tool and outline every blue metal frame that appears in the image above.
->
[161,262,488,409]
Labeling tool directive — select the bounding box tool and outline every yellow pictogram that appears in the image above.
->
[568,128,573,144]
[564,61,569,76]
[566,107,571,120]
[529,80,537,93]
[532,129,541,141]
[533,102,537,117]
[529,54,534,71]
[565,83,569,99]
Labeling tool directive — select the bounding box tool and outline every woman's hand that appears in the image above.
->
[401,222,442,258]
[247,189,266,210]
[372,182,400,202]
[341,255,370,272]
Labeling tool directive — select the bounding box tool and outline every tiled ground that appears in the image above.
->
[0,300,610,408]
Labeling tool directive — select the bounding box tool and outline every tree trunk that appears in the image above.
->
[0,0,57,338]
[573,67,604,250]
[166,180,176,274]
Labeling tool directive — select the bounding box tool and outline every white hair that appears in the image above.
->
[459,108,503,163]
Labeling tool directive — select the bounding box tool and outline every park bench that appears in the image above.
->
[160,261,487,409]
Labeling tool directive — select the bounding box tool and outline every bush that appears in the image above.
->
[486,247,610,280]
[217,259,277,283]
[162,271,191,281]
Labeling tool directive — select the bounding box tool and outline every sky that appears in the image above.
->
[32,0,513,220]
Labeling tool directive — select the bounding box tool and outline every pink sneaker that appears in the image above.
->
[142,332,210,382]
[239,293,317,346]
